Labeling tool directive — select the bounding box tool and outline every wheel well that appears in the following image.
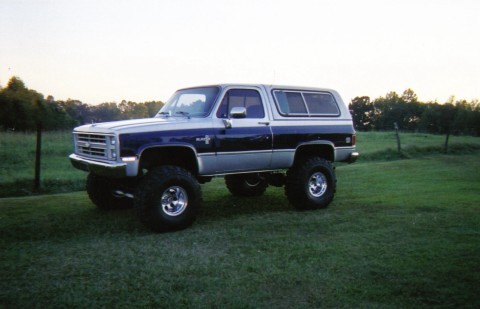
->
[294,144,334,164]
[139,146,198,175]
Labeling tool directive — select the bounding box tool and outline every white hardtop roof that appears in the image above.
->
[178,84,338,93]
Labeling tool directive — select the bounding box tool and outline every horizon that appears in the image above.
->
[1,75,476,106]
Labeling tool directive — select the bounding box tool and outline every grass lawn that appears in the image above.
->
[1,130,480,197]
[356,131,480,161]
[1,154,479,307]
[0,131,86,197]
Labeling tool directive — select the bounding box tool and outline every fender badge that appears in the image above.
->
[196,135,211,145]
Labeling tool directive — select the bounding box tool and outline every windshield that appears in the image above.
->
[156,86,220,118]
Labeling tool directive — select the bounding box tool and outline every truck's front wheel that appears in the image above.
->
[285,157,336,210]
[86,173,134,210]
[134,166,201,232]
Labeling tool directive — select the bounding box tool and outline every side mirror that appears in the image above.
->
[223,107,246,129]
[230,107,247,119]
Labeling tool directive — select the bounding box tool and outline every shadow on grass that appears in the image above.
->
[0,179,85,198]
[0,198,146,242]
[1,185,296,241]
[200,186,292,220]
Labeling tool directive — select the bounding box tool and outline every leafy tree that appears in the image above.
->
[58,99,93,125]
[367,89,424,131]
[419,103,442,134]
[471,100,480,136]
[91,102,122,122]
[119,100,149,119]
[401,88,418,103]
[349,96,374,130]
[2,76,478,136]
[372,91,402,130]
[144,101,164,117]
[0,77,41,131]
[118,100,164,119]
[452,99,480,136]
[0,77,76,131]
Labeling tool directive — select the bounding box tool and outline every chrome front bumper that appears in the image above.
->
[69,154,138,177]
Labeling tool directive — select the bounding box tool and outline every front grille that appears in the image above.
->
[74,133,117,160]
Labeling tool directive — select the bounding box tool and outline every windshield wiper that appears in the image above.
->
[175,111,191,119]
[157,111,171,117]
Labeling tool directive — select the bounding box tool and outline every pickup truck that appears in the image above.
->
[70,84,358,232]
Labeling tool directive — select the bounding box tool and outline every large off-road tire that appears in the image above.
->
[134,166,201,232]
[86,173,134,210]
[285,157,336,210]
[225,173,268,197]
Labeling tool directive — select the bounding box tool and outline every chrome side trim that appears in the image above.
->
[216,149,273,156]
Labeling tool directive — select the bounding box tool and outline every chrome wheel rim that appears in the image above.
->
[245,178,262,187]
[161,186,188,216]
[308,172,327,197]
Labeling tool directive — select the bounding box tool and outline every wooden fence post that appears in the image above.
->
[394,122,401,155]
[34,124,42,191]
[444,125,450,154]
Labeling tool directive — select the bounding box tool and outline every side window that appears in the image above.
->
[273,90,340,116]
[303,93,339,115]
[216,89,265,119]
[286,92,307,114]
[274,91,308,115]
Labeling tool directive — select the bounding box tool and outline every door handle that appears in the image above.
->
[258,121,270,126]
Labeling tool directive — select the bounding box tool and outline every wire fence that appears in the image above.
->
[1,130,480,197]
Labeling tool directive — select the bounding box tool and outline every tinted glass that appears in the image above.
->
[274,90,339,116]
[274,91,307,114]
[158,87,219,117]
[303,92,339,115]
[217,89,265,119]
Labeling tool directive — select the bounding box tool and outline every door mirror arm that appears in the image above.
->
[223,119,232,129]
[223,107,247,129]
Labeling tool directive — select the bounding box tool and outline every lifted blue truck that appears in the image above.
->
[70,84,358,232]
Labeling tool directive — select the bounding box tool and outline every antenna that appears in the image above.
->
[270,69,276,87]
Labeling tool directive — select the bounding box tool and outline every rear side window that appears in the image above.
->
[273,90,340,116]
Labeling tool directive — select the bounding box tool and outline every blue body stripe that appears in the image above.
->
[119,125,355,157]
[272,125,355,149]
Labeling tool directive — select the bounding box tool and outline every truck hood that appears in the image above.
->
[73,117,204,134]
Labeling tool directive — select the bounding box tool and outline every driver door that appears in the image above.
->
[213,88,273,173]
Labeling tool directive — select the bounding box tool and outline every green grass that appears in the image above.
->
[356,131,480,161]
[0,131,86,197]
[1,130,479,197]
[1,155,479,307]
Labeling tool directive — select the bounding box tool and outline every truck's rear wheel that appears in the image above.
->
[86,173,134,210]
[285,157,336,210]
[134,166,201,232]
[225,173,268,197]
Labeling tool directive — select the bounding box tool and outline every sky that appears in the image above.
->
[1,0,479,105]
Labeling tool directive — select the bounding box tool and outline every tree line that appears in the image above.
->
[0,77,164,131]
[1,76,479,136]
[349,89,480,136]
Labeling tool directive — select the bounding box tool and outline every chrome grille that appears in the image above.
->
[74,133,117,160]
